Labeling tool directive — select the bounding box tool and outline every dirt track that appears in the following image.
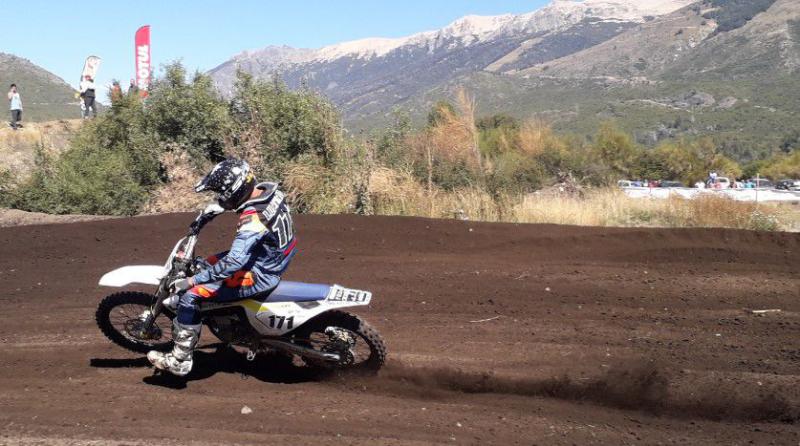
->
[1,214,799,445]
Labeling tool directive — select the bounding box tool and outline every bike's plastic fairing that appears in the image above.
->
[205,284,373,336]
[98,265,166,287]
[99,265,374,336]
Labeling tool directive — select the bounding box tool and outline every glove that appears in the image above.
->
[189,203,225,233]
[170,277,194,293]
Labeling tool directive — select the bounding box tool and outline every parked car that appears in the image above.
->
[618,180,633,188]
[776,179,800,191]
[660,181,684,188]
[712,177,731,189]
[748,178,774,189]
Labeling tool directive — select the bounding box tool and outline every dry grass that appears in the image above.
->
[284,162,796,231]
[142,151,211,214]
[0,119,82,178]
[511,189,794,231]
[283,160,357,214]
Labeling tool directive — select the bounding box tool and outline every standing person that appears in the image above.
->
[128,78,139,96]
[7,84,22,130]
[79,75,97,118]
[110,80,123,103]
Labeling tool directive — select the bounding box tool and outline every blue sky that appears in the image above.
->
[6,0,549,94]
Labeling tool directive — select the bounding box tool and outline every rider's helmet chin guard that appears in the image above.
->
[194,159,257,211]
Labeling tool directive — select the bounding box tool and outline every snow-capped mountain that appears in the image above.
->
[208,0,697,124]
[219,0,693,67]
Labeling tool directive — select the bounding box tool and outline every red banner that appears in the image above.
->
[135,25,151,97]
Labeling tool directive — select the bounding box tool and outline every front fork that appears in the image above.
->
[142,281,170,331]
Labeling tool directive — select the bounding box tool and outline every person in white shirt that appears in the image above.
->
[7,84,22,130]
[79,75,97,118]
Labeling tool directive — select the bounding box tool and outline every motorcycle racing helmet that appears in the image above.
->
[194,159,256,210]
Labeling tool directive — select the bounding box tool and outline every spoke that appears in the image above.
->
[107,302,172,346]
[301,327,373,366]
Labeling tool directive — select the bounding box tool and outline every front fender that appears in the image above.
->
[99,265,166,287]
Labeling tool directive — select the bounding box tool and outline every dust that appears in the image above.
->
[349,360,798,423]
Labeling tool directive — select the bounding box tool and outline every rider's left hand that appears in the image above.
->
[170,277,194,293]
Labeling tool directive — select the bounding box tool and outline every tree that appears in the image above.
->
[592,122,639,180]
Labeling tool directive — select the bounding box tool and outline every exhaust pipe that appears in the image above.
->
[260,338,341,362]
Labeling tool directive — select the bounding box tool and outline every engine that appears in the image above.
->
[206,315,252,344]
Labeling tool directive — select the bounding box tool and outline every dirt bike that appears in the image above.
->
[95,204,386,374]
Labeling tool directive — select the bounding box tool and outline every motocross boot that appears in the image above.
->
[147,321,201,377]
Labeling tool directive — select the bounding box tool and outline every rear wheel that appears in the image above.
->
[291,310,386,374]
[96,292,174,354]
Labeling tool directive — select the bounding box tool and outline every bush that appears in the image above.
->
[760,151,800,179]
[13,144,147,216]
[0,167,17,207]
[143,63,230,162]
[228,72,343,177]
[591,122,639,181]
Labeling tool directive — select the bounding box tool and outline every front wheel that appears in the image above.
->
[96,291,174,354]
[291,310,387,374]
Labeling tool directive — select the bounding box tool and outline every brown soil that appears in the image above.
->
[0,208,114,228]
[0,213,798,445]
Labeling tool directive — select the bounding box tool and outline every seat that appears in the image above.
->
[255,281,330,303]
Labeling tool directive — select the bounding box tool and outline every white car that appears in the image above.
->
[618,180,633,188]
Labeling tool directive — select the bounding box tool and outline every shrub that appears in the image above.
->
[228,72,343,177]
[142,62,230,162]
[0,167,16,207]
[591,122,639,181]
[760,151,800,179]
[14,144,147,216]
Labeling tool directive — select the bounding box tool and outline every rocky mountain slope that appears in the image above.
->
[212,0,798,160]
[210,0,694,118]
[0,53,79,122]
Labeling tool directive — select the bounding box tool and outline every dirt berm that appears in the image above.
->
[1,214,798,445]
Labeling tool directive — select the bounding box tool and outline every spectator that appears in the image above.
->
[110,80,123,103]
[7,84,22,130]
[79,75,97,119]
[128,78,139,96]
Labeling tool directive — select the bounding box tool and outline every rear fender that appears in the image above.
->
[99,265,166,287]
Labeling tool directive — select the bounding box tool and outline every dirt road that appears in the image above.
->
[1,214,798,445]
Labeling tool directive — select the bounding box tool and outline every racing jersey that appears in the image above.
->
[192,182,296,288]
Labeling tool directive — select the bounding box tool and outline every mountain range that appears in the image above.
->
[4,0,798,161]
[210,0,800,160]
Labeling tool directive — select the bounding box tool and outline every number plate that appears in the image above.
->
[326,285,372,305]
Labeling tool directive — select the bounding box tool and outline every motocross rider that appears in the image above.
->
[148,159,297,376]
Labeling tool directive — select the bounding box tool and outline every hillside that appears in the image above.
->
[210,0,800,161]
[0,53,80,122]
[0,119,81,175]
[210,0,693,119]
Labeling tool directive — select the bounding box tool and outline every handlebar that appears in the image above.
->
[188,203,225,236]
